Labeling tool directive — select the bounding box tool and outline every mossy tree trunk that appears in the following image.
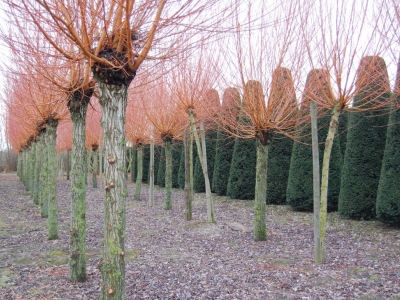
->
[40,132,49,218]
[149,137,155,207]
[68,92,90,282]
[46,118,59,240]
[33,135,42,205]
[253,138,269,241]
[184,130,192,221]
[135,146,143,201]
[130,147,137,183]
[96,81,129,300]
[28,143,35,194]
[164,138,173,210]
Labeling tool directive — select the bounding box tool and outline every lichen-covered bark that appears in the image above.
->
[184,130,192,221]
[68,94,90,282]
[164,139,172,210]
[254,138,268,241]
[40,133,49,218]
[135,147,143,201]
[97,82,128,300]
[33,135,42,205]
[319,104,340,262]
[46,118,59,240]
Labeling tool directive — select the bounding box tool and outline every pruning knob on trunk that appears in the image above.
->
[120,251,124,257]
[108,288,114,295]
[108,158,116,164]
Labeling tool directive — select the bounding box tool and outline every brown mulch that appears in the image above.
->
[0,173,400,299]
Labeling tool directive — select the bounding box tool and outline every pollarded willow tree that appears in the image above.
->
[3,0,238,296]
[126,88,151,202]
[4,65,68,241]
[1,15,98,280]
[300,0,391,263]
[170,52,222,224]
[140,79,186,210]
[217,0,307,241]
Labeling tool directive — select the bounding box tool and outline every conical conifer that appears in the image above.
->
[339,56,391,220]
[376,59,400,225]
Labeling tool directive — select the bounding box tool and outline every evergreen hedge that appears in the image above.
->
[266,134,293,205]
[227,137,256,200]
[376,99,400,225]
[212,129,235,195]
[338,56,390,220]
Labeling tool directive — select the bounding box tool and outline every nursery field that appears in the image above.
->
[1,173,400,299]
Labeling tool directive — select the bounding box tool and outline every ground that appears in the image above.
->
[0,173,400,299]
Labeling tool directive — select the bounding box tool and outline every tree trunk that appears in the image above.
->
[149,137,155,207]
[310,101,322,264]
[40,132,49,218]
[23,148,28,189]
[199,122,215,223]
[135,147,143,201]
[66,150,71,180]
[28,144,35,194]
[184,130,192,221]
[97,82,128,300]
[130,147,136,183]
[92,148,98,188]
[254,138,268,241]
[319,103,340,262]
[46,118,59,240]
[188,111,215,223]
[33,135,42,205]
[164,139,173,210]
[68,95,90,282]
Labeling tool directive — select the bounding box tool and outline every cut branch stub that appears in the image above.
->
[92,47,136,86]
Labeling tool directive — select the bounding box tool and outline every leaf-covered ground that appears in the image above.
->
[1,173,400,299]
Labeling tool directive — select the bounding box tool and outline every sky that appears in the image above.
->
[0,0,398,151]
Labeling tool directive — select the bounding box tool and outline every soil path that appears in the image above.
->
[1,173,400,299]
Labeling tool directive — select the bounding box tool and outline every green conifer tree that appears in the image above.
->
[266,134,293,204]
[212,130,235,195]
[339,56,390,220]
[376,60,400,226]
[227,137,257,200]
